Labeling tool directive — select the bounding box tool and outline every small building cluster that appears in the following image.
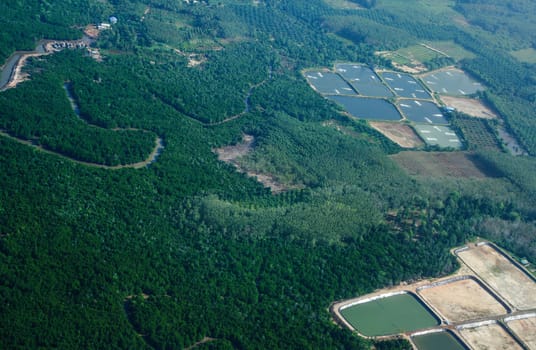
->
[50,41,88,50]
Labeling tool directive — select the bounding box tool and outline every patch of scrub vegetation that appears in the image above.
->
[511,48,536,64]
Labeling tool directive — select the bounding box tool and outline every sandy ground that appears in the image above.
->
[459,323,523,350]
[440,96,498,119]
[457,244,536,311]
[214,134,254,163]
[369,122,424,148]
[391,151,491,178]
[419,278,507,323]
[4,52,50,89]
[506,317,536,349]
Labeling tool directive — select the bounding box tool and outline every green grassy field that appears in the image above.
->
[425,41,476,61]
[511,48,536,64]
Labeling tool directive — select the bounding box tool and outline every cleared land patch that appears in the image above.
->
[214,135,295,193]
[457,244,536,310]
[369,122,424,148]
[506,316,536,349]
[440,95,498,119]
[459,323,523,350]
[391,151,494,178]
[418,277,507,323]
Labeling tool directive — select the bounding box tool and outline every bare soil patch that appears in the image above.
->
[214,134,254,164]
[419,278,507,323]
[214,135,293,193]
[440,96,498,119]
[391,151,493,178]
[457,244,536,310]
[369,122,424,148]
[507,317,536,349]
[459,323,523,350]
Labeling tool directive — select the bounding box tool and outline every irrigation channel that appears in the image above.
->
[0,40,164,169]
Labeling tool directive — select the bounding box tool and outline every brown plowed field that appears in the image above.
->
[440,96,498,119]
[459,323,523,350]
[391,151,492,178]
[507,317,536,349]
[369,122,424,148]
[419,278,507,323]
[457,244,536,310]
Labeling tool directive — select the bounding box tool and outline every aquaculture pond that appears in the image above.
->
[422,69,484,96]
[335,63,394,97]
[413,124,462,149]
[412,331,467,350]
[327,96,401,121]
[304,70,357,95]
[381,71,432,99]
[340,293,440,337]
[398,100,448,124]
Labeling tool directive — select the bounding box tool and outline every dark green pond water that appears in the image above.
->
[340,293,440,337]
[412,331,467,350]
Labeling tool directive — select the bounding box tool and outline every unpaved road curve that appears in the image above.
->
[0,131,163,169]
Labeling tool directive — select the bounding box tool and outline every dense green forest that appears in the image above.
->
[1,0,535,349]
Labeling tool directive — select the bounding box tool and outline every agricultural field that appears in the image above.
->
[423,41,476,61]
[395,45,444,64]
[458,323,523,350]
[418,277,507,323]
[439,96,498,119]
[451,116,502,151]
[506,316,536,349]
[369,122,424,148]
[413,124,461,149]
[456,244,536,310]
[391,151,492,178]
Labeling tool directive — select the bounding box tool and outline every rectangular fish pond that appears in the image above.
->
[327,96,402,121]
[412,331,467,350]
[340,292,440,337]
[335,64,394,97]
[304,70,357,96]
